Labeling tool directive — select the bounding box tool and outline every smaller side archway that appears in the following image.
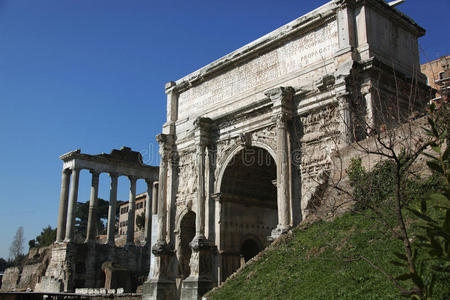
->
[177,210,196,281]
[240,238,261,263]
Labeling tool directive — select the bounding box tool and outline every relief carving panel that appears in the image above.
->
[176,151,197,206]
[299,104,340,217]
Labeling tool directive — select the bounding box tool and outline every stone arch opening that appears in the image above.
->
[240,238,260,263]
[219,146,277,281]
[178,210,196,281]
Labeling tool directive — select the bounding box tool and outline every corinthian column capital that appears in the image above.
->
[267,86,295,122]
[156,133,174,162]
[272,112,290,128]
[265,86,295,102]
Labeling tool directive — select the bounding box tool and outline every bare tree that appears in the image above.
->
[9,226,25,262]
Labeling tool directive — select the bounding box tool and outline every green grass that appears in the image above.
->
[207,210,449,300]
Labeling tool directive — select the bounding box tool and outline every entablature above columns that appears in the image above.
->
[60,147,159,181]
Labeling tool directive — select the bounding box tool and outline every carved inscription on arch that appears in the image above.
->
[177,20,338,120]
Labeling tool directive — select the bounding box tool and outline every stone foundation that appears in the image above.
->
[36,242,150,293]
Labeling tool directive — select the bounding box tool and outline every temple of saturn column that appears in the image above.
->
[37,147,159,293]
[143,1,429,299]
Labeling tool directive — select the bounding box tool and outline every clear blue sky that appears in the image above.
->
[0,0,448,259]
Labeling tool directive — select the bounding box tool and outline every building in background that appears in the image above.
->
[421,55,449,101]
[118,193,147,236]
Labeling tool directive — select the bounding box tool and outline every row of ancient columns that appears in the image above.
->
[56,167,157,245]
[152,131,211,247]
[145,121,216,299]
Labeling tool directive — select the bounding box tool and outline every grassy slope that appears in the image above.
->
[207,210,448,300]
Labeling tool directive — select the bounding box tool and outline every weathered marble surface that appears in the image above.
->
[152,0,428,297]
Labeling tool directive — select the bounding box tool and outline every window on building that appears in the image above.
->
[121,206,129,214]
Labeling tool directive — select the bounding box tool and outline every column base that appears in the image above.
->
[180,276,215,300]
[268,225,291,241]
[180,236,217,299]
[143,279,177,300]
[142,241,177,300]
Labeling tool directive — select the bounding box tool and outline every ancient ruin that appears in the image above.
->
[1,0,432,299]
[35,147,159,293]
[143,0,428,299]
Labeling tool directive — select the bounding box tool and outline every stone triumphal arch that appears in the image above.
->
[143,1,429,299]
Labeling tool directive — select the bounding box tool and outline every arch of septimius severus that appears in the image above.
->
[39,0,429,299]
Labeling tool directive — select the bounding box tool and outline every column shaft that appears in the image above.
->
[144,180,152,245]
[65,168,80,241]
[196,144,206,238]
[151,182,158,215]
[126,176,137,245]
[276,117,291,229]
[266,86,295,238]
[56,169,71,242]
[86,170,100,242]
[156,155,168,243]
[106,173,118,245]
[338,95,352,145]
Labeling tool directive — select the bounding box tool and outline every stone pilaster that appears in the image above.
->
[144,179,153,246]
[335,0,356,59]
[65,168,80,242]
[85,170,100,243]
[163,81,178,136]
[192,117,214,239]
[205,145,216,242]
[337,93,353,145]
[265,87,294,239]
[56,168,71,243]
[361,84,375,133]
[152,181,159,215]
[126,176,137,245]
[106,173,118,245]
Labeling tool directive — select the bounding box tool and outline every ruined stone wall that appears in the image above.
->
[1,268,20,291]
[297,103,341,218]
[1,247,52,292]
[35,243,149,293]
[308,116,433,219]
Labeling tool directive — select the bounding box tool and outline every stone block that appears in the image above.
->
[34,276,63,293]
[180,278,215,300]
[142,279,177,300]
[17,264,40,290]
[1,267,20,291]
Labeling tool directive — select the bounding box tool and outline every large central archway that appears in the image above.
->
[218,146,277,281]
